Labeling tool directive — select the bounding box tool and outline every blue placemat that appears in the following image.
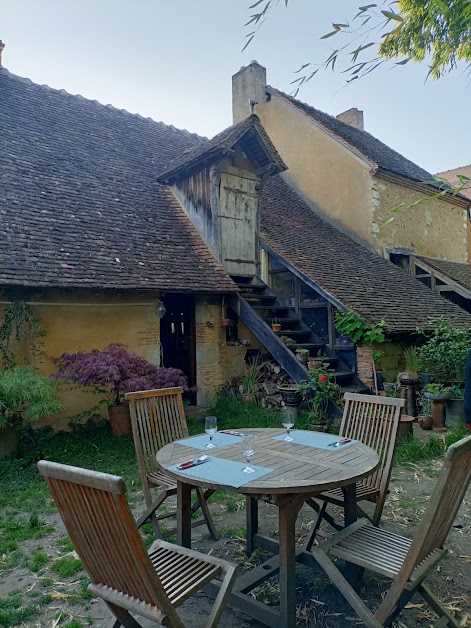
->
[168,457,273,488]
[176,433,244,450]
[272,431,356,450]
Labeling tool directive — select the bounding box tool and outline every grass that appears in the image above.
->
[0,592,39,627]
[395,421,469,465]
[52,556,84,578]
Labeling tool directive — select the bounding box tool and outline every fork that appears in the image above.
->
[177,455,210,470]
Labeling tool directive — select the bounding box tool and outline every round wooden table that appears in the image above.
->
[156,428,379,627]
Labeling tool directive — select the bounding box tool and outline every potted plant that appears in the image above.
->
[423,382,449,400]
[271,318,282,333]
[279,335,295,347]
[417,394,433,430]
[298,365,340,432]
[53,344,194,437]
[277,383,302,407]
[241,362,261,405]
[0,366,62,458]
[295,348,310,365]
[399,346,420,385]
[444,385,464,426]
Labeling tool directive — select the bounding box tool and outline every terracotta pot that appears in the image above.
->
[241,393,255,405]
[272,323,282,333]
[418,415,433,430]
[0,425,20,459]
[108,403,132,437]
[398,415,414,440]
[431,399,447,431]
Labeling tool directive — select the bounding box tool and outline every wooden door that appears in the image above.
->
[160,294,196,401]
[219,169,259,276]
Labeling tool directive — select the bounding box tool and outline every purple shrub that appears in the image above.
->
[53,343,194,404]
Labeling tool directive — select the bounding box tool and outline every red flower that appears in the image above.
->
[318,375,328,383]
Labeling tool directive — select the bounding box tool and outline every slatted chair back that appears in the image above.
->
[37,460,177,620]
[404,434,471,573]
[340,393,405,496]
[126,387,188,479]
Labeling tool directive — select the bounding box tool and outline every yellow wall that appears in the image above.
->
[256,94,374,242]
[1,291,259,428]
[256,93,469,261]
[372,177,469,261]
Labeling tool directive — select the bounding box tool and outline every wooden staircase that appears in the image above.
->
[228,276,369,401]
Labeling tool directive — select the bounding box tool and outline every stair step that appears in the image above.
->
[290,342,324,350]
[252,305,293,312]
[332,371,354,383]
[242,294,277,302]
[341,385,371,394]
[275,329,311,336]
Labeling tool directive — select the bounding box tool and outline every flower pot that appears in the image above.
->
[277,385,301,406]
[398,372,418,387]
[308,360,322,370]
[108,403,132,437]
[241,393,255,405]
[418,415,433,430]
[0,425,20,459]
[423,391,449,400]
[445,399,464,426]
[431,399,447,431]
[419,373,433,386]
[272,323,282,333]
[398,415,415,440]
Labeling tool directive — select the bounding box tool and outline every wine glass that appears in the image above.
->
[205,416,217,449]
[282,408,295,442]
[241,434,255,473]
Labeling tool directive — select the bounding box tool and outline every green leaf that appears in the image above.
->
[396,58,410,65]
[321,30,339,39]
[332,23,349,30]
[431,0,448,11]
[248,0,266,8]
[294,63,310,73]
[242,34,255,52]
[381,10,403,21]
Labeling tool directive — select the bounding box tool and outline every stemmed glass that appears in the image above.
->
[282,408,295,442]
[205,416,217,449]
[241,434,255,473]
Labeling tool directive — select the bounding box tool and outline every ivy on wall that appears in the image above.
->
[0,301,46,369]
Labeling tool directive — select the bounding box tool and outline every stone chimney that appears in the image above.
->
[232,61,267,124]
[336,107,364,130]
[0,41,5,66]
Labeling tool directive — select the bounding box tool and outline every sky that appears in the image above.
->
[1,0,470,174]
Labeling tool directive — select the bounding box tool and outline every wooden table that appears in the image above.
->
[156,428,379,627]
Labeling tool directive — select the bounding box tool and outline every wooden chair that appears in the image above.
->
[38,461,238,628]
[312,434,471,627]
[304,393,405,551]
[125,387,217,540]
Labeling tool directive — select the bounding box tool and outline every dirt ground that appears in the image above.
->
[1,455,470,628]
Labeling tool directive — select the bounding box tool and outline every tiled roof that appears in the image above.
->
[0,68,236,293]
[260,176,471,332]
[268,87,433,183]
[417,256,471,294]
[437,165,471,199]
[158,114,286,183]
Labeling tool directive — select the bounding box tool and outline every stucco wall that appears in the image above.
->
[1,290,248,428]
[256,95,374,242]
[0,290,161,430]
[373,176,469,261]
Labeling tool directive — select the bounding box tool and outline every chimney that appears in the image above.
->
[336,107,364,130]
[232,61,267,124]
[0,41,5,66]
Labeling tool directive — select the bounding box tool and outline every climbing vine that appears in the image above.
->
[0,301,46,369]
[334,311,386,347]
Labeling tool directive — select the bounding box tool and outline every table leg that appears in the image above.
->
[342,483,357,526]
[177,481,192,548]
[341,483,363,586]
[276,495,304,628]
[246,496,258,556]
